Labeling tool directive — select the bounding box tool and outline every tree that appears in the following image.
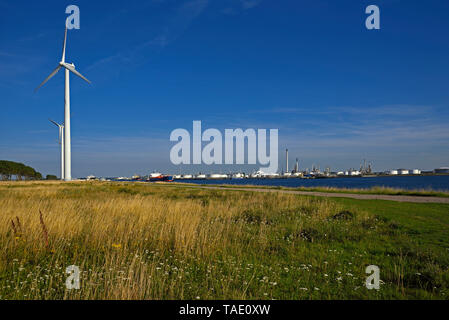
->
[46,175,58,180]
[0,160,43,181]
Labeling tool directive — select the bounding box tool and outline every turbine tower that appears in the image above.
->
[36,26,91,181]
[49,119,65,180]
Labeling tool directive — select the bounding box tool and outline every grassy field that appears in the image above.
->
[0,181,448,300]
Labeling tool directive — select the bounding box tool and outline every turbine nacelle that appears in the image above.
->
[60,62,75,68]
[35,27,90,92]
[49,119,64,144]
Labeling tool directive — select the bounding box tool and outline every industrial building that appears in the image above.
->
[435,167,449,174]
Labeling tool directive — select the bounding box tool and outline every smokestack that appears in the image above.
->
[286,149,289,173]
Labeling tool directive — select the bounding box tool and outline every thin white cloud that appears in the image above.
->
[241,0,262,10]
[222,0,262,15]
[86,0,208,73]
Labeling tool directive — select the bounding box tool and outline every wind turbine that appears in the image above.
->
[49,119,65,180]
[36,26,91,181]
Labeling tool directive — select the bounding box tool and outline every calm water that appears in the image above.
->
[178,175,449,191]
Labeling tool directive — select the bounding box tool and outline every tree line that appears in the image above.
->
[0,160,43,181]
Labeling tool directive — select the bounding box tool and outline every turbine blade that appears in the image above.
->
[49,119,61,127]
[62,26,67,63]
[71,68,91,84]
[62,62,91,84]
[35,66,61,92]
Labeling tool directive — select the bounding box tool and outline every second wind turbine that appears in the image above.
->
[36,26,91,181]
[49,119,64,180]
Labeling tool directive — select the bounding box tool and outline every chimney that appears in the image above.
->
[286,149,289,173]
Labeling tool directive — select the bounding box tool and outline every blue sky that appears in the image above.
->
[1,0,449,177]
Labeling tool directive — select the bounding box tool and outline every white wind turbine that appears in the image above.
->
[49,119,65,180]
[36,26,91,181]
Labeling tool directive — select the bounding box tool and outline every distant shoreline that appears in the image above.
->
[173,173,449,181]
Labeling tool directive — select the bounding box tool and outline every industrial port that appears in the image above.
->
[83,150,449,182]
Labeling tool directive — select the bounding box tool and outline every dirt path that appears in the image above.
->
[169,184,449,204]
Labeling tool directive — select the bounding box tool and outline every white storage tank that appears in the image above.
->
[411,169,421,175]
[389,170,398,175]
[399,169,409,175]
[209,174,228,179]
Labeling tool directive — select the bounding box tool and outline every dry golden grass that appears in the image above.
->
[0,181,448,300]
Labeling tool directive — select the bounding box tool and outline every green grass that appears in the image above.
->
[332,198,449,248]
